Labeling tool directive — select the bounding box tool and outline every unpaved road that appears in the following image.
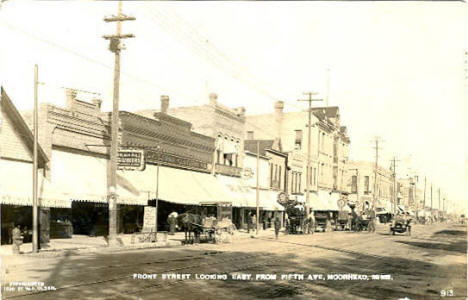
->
[2,223,466,300]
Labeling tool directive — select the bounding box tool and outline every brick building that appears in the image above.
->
[245,102,350,211]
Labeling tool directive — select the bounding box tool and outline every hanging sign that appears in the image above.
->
[117,149,145,171]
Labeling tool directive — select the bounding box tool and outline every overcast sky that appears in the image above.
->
[1,1,467,213]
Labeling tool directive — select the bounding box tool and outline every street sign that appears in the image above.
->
[117,149,145,171]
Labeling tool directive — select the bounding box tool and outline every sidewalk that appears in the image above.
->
[0,228,278,258]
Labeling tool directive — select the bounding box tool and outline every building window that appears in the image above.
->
[313,167,317,186]
[321,132,325,150]
[247,131,254,140]
[295,130,302,150]
[270,164,274,188]
[278,166,282,189]
[351,175,357,193]
[364,176,370,194]
[298,173,302,193]
[291,172,296,193]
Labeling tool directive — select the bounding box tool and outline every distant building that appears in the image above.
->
[346,161,394,213]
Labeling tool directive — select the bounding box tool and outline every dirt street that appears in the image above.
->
[2,223,466,300]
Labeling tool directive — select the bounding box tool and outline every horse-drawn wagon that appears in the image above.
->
[178,201,236,244]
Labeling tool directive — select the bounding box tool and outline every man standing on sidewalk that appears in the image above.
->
[274,215,281,240]
[246,212,252,233]
[12,224,23,254]
[368,207,376,233]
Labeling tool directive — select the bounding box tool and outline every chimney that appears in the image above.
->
[236,106,246,117]
[274,101,284,141]
[92,98,102,111]
[65,89,77,110]
[274,100,284,114]
[160,95,169,113]
[209,93,218,105]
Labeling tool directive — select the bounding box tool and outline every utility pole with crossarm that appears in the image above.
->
[298,92,322,219]
[103,1,135,246]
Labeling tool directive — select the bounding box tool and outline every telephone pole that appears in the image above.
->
[32,64,39,253]
[423,176,426,212]
[391,157,400,215]
[371,137,383,208]
[438,188,441,219]
[430,183,433,217]
[298,92,323,219]
[103,1,135,246]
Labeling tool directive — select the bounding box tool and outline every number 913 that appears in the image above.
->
[440,289,454,297]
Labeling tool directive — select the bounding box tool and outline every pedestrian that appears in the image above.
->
[284,217,290,235]
[252,214,257,232]
[368,207,376,233]
[262,213,267,230]
[308,210,316,234]
[274,215,281,240]
[167,212,177,235]
[246,212,252,233]
[12,224,23,254]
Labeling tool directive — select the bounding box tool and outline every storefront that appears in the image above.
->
[0,159,72,243]
[49,149,149,236]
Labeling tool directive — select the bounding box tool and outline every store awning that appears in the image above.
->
[217,175,254,207]
[0,159,71,208]
[51,150,148,206]
[121,164,234,206]
[258,190,284,211]
[310,190,339,211]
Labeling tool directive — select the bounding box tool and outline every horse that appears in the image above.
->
[177,213,203,244]
[351,210,364,232]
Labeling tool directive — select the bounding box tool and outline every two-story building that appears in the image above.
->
[245,102,350,212]
[137,93,257,228]
[10,89,234,237]
[244,140,286,228]
[346,161,394,213]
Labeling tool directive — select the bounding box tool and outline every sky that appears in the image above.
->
[0,1,467,213]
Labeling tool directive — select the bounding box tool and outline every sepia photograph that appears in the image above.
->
[0,1,467,299]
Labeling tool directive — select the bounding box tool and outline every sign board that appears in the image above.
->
[142,206,156,233]
[118,150,145,171]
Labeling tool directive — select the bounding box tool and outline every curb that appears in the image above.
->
[5,241,183,258]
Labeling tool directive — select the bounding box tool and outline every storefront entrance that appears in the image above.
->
[71,202,108,236]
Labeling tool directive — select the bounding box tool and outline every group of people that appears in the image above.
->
[246,212,282,239]
[284,211,316,234]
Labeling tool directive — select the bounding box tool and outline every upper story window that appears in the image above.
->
[364,176,370,194]
[351,175,357,193]
[247,131,254,140]
[294,130,302,150]
[321,132,326,150]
